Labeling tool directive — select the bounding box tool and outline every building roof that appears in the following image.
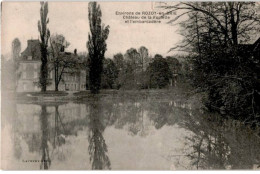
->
[20,39,41,61]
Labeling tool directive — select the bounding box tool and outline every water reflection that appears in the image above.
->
[87,97,111,170]
[2,93,260,170]
[178,109,260,169]
[39,105,51,170]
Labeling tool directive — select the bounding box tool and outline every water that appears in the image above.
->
[2,92,260,170]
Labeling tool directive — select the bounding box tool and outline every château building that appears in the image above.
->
[16,39,86,92]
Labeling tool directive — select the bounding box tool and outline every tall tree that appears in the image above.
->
[12,38,21,60]
[11,38,22,91]
[138,46,149,88]
[138,46,149,71]
[38,2,50,92]
[124,48,141,88]
[87,2,110,94]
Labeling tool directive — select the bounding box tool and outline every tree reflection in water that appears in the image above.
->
[39,103,67,170]
[178,108,260,169]
[39,105,51,170]
[87,96,111,170]
[10,93,260,170]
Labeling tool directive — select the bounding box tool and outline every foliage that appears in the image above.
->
[113,53,124,89]
[87,2,110,94]
[101,58,119,89]
[11,38,22,90]
[165,2,260,124]
[146,54,172,88]
[12,38,21,61]
[38,2,50,92]
[1,56,17,91]
[121,48,142,89]
[138,46,149,71]
[166,56,181,74]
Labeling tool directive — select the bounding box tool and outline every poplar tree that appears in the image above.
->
[87,2,110,94]
[38,2,50,92]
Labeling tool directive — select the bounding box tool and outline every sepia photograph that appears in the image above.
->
[1,1,260,170]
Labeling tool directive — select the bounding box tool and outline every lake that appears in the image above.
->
[1,91,260,170]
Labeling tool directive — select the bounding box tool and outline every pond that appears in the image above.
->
[1,91,260,170]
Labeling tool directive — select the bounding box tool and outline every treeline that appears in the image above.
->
[82,47,184,90]
[166,2,260,125]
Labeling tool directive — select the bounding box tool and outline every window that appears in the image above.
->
[23,83,27,91]
[22,72,27,79]
[34,72,38,78]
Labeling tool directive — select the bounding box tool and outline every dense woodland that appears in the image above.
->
[162,2,260,126]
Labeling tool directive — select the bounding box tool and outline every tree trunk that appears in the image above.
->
[55,65,59,91]
[40,58,48,92]
[229,2,238,45]
[55,84,58,91]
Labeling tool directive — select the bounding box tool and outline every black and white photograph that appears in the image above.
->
[1,1,260,170]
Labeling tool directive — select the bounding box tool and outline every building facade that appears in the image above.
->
[17,39,86,92]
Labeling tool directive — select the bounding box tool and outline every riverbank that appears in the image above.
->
[13,85,198,103]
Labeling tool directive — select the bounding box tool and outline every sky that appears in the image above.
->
[1,2,181,59]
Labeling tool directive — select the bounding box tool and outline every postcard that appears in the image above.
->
[1,1,260,170]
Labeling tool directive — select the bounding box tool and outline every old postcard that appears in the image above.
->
[1,1,260,170]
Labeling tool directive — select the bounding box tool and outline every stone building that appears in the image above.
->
[16,39,86,92]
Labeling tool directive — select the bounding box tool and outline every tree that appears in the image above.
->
[123,48,141,88]
[147,54,172,88]
[49,34,77,91]
[138,46,149,71]
[113,53,124,71]
[101,58,118,89]
[12,38,21,61]
[138,46,150,88]
[38,2,50,92]
[164,2,260,123]
[2,56,15,91]
[87,2,110,94]
[11,38,22,91]
[113,53,125,89]
[166,56,182,86]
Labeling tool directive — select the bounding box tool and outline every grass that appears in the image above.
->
[73,89,118,96]
[14,83,196,103]
[17,91,68,97]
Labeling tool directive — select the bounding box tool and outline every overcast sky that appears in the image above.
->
[1,2,181,59]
